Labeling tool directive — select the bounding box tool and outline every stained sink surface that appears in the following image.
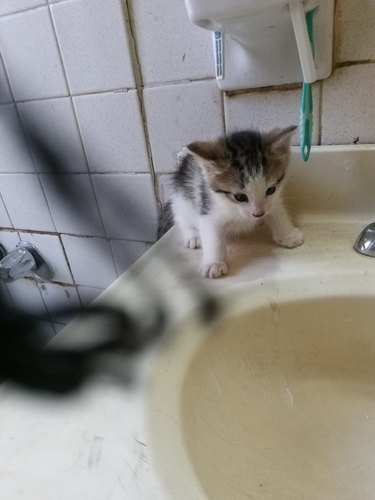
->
[149,286,375,499]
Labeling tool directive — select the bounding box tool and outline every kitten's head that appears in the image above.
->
[187,126,296,219]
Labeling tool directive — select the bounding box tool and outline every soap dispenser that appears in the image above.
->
[184,0,334,91]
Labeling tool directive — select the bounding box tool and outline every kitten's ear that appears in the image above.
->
[187,139,226,163]
[187,139,227,175]
[266,125,297,156]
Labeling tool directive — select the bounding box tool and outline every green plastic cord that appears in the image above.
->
[300,10,314,162]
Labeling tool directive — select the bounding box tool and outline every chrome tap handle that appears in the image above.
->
[0,241,54,283]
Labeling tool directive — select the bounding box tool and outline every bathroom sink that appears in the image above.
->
[148,272,375,499]
[2,146,375,499]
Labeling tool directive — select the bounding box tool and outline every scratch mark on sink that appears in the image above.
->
[281,375,294,407]
[209,369,223,401]
[87,435,104,470]
[269,299,280,322]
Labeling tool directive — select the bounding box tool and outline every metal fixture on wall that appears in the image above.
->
[0,241,54,283]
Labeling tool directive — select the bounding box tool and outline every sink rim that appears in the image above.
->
[147,270,375,500]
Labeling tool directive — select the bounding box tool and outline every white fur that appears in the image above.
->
[170,144,304,278]
[171,179,303,278]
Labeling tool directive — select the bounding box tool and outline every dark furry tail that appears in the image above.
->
[157,201,174,239]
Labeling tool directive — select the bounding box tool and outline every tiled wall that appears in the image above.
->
[0,0,373,332]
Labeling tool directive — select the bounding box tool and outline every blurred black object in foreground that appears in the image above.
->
[0,124,217,394]
[0,301,167,394]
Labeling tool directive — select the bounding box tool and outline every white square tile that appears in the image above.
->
[0,174,55,231]
[335,0,375,63]
[73,91,149,173]
[0,230,21,253]
[110,239,151,275]
[18,98,88,173]
[132,0,214,84]
[0,1,47,17]
[77,285,104,307]
[321,65,375,144]
[225,84,320,145]
[61,234,118,287]
[19,232,73,284]
[144,80,224,172]
[0,55,13,104]
[0,7,68,101]
[92,174,159,241]
[224,85,321,146]
[0,194,12,227]
[40,173,105,237]
[0,104,36,173]
[51,0,135,94]
[38,281,81,323]
[7,278,48,317]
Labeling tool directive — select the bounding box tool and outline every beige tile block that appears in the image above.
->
[144,80,224,172]
[321,64,375,144]
[224,85,321,145]
[132,0,214,84]
[335,0,375,63]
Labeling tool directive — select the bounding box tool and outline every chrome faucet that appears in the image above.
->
[354,223,375,257]
[0,241,53,283]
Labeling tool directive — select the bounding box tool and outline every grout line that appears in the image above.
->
[0,171,153,175]
[0,191,14,229]
[225,82,302,98]
[47,3,71,95]
[122,0,161,210]
[0,226,153,244]
[0,47,14,104]
[0,227,103,238]
[70,95,120,271]
[2,58,373,106]
[36,280,61,324]
[13,102,59,233]
[0,3,48,20]
[47,4,122,273]
[2,81,218,106]
[9,88,132,105]
[318,81,323,145]
[57,232,78,288]
[331,0,339,69]
[32,277,76,288]
[142,76,216,89]
[47,3,115,272]
[334,60,375,69]
[221,89,227,135]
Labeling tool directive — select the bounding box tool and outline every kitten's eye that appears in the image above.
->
[266,186,276,196]
[234,193,248,203]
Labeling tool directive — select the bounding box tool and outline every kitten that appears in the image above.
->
[158,126,304,278]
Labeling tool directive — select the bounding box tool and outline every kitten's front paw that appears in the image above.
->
[274,227,304,248]
[186,236,201,249]
[200,261,228,279]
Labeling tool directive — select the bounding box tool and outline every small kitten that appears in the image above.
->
[158,126,304,278]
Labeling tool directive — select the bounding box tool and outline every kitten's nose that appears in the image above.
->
[252,211,265,218]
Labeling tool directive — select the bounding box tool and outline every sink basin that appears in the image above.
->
[148,273,375,499]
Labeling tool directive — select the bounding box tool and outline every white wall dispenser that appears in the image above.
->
[184,0,335,91]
